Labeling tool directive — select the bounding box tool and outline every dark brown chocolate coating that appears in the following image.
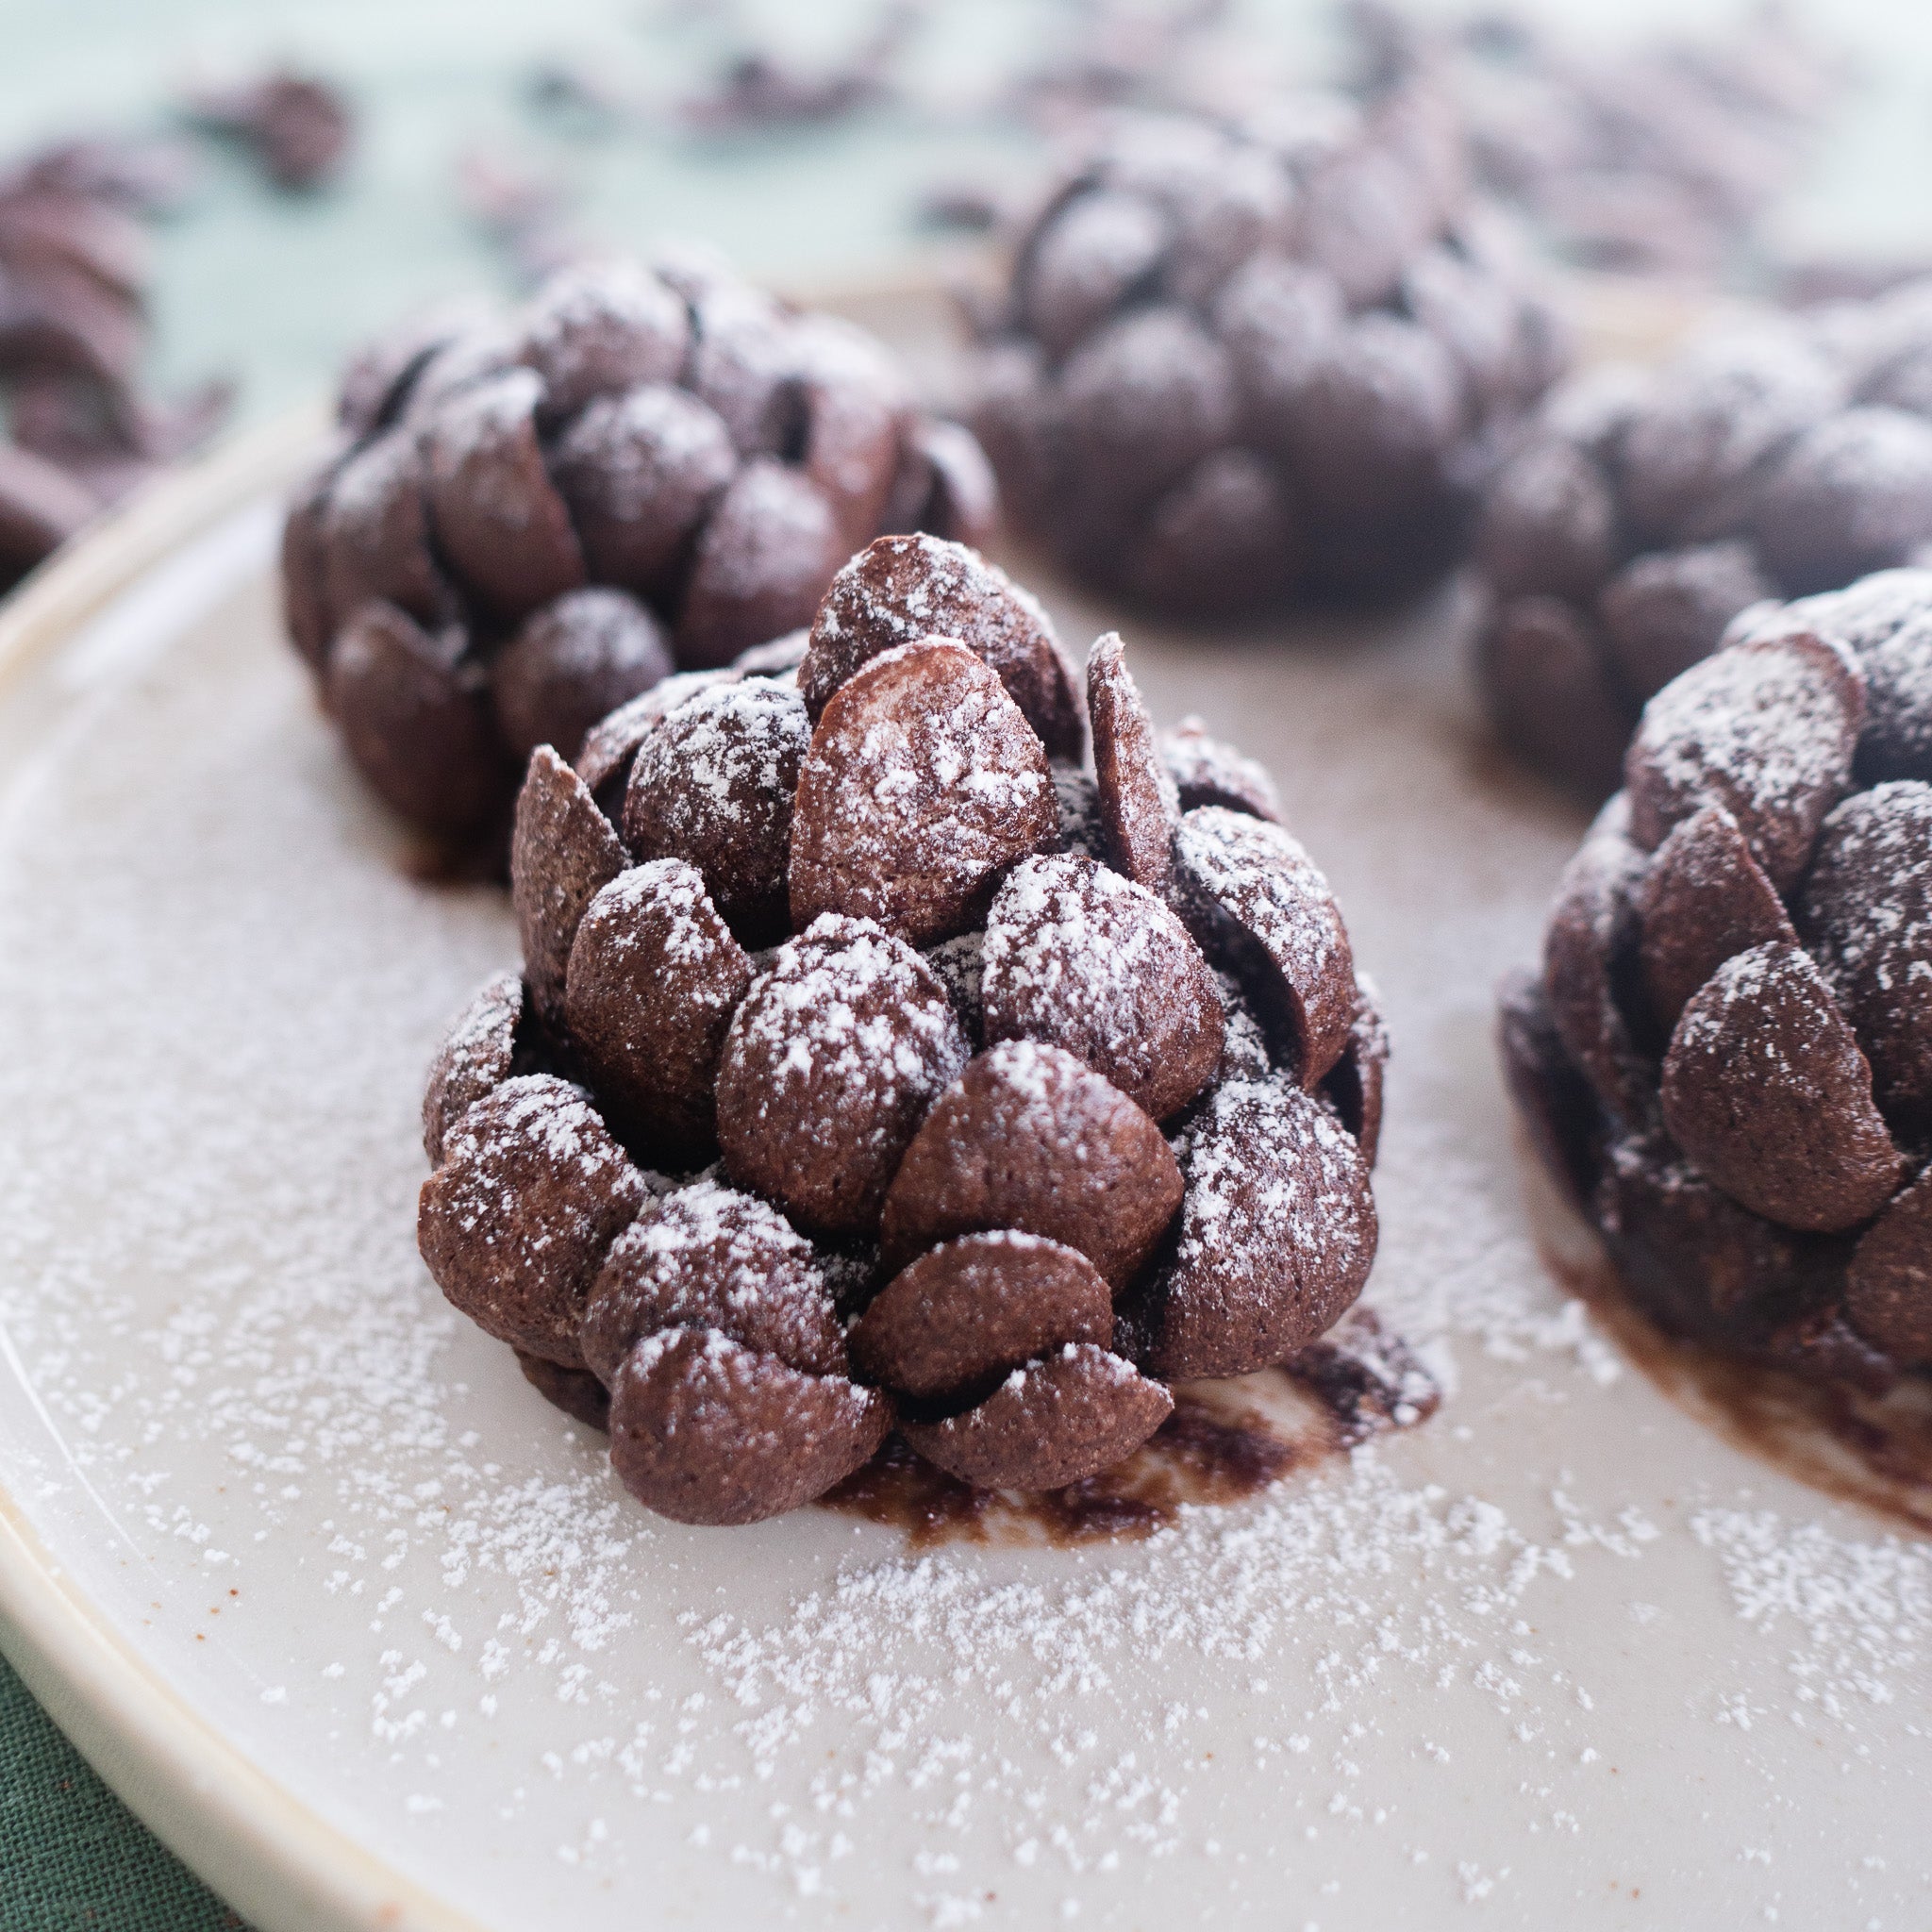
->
[1593,1131,1839,1348]
[1128,448,1301,616]
[1659,943,1905,1233]
[1850,605,1932,784]
[980,853,1223,1123]
[573,668,741,805]
[418,1074,646,1368]
[424,367,587,621]
[1474,435,1618,605]
[517,258,690,421]
[319,428,450,631]
[491,587,673,765]
[622,677,809,944]
[580,1176,847,1386]
[516,1350,612,1431]
[714,914,969,1238]
[789,640,1058,949]
[1844,1167,1932,1365]
[1277,313,1460,524]
[849,1231,1113,1403]
[1159,719,1282,822]
[1624,633,1865,893]
[1087,630,1178,891]
[1599,542,1774,707]
[790,312,908,547]
[1541,802,1657,1120]
[877,1041,1183,1289]
[1321,974,1390,1170]
[279,462,337,672]
[1496,968,1606,1218]
[1752,409,1932,598]
[550,383,736,598]
[1171,807,1357,1090]
[1058,306,1237,512]
[422,969,525,1164]
[1617,331,1842,545]
[800,534,1084,761]
[1131,1076,1376,1381]
[509,745,628,1028]
[564,860,751,1165]
[676,460,841,671]
[608,1329,891,1525]
[881,417,1000,552]
[1635,804,1797,1031]
[897,1341,1173,1491]
[327,602,508,838]
[1799,781,1932,1127]
[1476,594,1634,805]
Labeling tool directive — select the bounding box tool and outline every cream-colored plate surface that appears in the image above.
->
[1,406,1927,1932]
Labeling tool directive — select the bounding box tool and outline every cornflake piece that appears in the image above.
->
[1172,807,1357,1089]
[981,853,1223,1122]
[789,640,1057,948]
[1660,944,1906,1233]
[715,915,969,1238]
[899,1342,1174,1491]
[418,1074,646,1369]
[878,1041,1182,1289]
[1132,1075,1376,1381]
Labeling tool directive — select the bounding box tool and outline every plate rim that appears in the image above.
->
[0,405,488,1932]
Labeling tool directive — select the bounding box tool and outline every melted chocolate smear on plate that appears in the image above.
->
[1552,1244,1932,1536]
[820,1308,1441,1549]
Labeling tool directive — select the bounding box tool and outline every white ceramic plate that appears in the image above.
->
[2,401,1928,1932]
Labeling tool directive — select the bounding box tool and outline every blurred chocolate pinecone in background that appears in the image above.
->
[280,252,998,855]
[960,81,1568,619]
[1474,282,1932,802]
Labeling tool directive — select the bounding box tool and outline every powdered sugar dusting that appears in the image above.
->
[0,525,1924,1925]
[1172,1075,1371,1291]
[1627,638,1857,873]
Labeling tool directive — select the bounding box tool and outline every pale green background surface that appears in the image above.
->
[3,0,1932,1924]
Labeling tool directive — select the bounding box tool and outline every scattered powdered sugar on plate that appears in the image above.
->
[1692,1508,1930,1725]
[0,528,1925,1926]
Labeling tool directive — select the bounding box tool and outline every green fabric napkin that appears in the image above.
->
[0,1654,238,1928]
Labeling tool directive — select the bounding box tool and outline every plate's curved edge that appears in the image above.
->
[0,1498,484,1932]
[0,403,328,696]
[0,406,486,1932]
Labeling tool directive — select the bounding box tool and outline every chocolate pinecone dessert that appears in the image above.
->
[1503,579,1932,1389]
[280,253,996,850]
[1476,281,1932,800]
[964,86,1566,615]
[418,535,1385,1524]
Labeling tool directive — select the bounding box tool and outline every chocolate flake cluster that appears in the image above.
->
[0,139,225,592]
[418,535,1385,1524]
[1504,575,1932,1387]
[964,85,1565,616]
[280,254,996,847]
[1477,283,1932,799]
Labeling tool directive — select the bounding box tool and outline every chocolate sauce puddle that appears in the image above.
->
[1554,1246,1932,1535]
[819,1308,1441,1549]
